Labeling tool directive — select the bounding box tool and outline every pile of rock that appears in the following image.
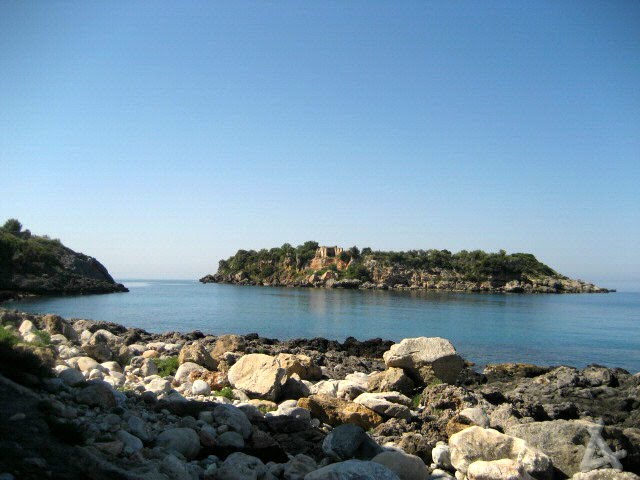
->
[0,309,637,480]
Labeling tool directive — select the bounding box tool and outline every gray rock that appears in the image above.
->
[116,430,143,455]
[304,460,400,480]
[353,392,412,420]
[284,454,317,480]
[58,367,85,386]
[156,427,200,460]
[216,431,245,448]
[126,415,150,442]
[216,452,265,480]
[213,403,253,439]
[192,379,212,396]
[432,442,452,470]
[322,424,383,460]
[75,380,116,409]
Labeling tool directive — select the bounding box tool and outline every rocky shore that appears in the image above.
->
[0,309,637,480]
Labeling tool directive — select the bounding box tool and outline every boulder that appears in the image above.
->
[383,337,464,384]
[216,431,245,448]
[432,442,452,470]
[459,407,490,428]
[298,395,384,430]
[156,427,200,460]
[467,459,529,480]
[304,460,400,480]
[277,353,322,380]
[505,420,629,478]
[211,334,246,358]
[146,377,171,394]
[178,341,218,370]
[174,362,206,384]
[58,367,85,386]
[571,470,640,480]
[227,353,288,401]
[116,430,143,456]
[188,370,229,390]
[83,329,119,362]
[213,403,253,439]
[191,379,211,396]
[75,380,116,409]
[322,424,382,460]
[75,356,100,372]
[372,450,429,480]
[449,426,553,480]
[284,454,316,480]
[368,368,415,396]
[216,452,265,480]
[353,392,413,420]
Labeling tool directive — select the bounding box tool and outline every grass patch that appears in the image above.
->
[212,386,234,400]
[31,330,51,346]
[0,326,19,347]
[155,356,179,377]
[258,404,277,414]
[411,393,422,408]
[428,378,443,387]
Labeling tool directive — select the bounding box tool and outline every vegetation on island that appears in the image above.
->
[0,218,127,298]
[209,240,562,287]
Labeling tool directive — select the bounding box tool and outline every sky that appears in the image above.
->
[1,2,639,290]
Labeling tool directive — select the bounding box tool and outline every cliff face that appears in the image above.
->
[0,220,128,299]
[200,244,611,294]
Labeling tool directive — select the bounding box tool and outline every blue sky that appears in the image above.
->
[1,2,639,289]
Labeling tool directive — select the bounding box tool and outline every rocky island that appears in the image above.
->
[0,219,127,301]
[0,309,637,479]
[200,243,611,293]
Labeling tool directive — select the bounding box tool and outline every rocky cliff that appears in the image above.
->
[200,243,611,293]
[0,219,127,300]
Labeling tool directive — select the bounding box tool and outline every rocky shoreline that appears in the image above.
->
[0,309,637,479]
[200,272,612,294]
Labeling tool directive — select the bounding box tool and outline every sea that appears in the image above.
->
[6,280,640,372]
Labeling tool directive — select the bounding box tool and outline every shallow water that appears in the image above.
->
[7,280,640,372]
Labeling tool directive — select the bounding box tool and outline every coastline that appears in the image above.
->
[0,308,638,479]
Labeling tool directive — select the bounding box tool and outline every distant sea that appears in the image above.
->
[7,280,640,372]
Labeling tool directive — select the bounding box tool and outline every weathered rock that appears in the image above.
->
[174,362,206,384]
[467,459,528,480]
[369,368,415,396]
[178,341,218,370]
[277,353,322,381]
[75,356,100,372]
[571,470,640,480]
[211,334,246,359]
[304,459,400,480]
[146,377,171,394]
[298,395,384,430]
[216,452,265,480]
[58,367,85,386]
[213,403,253,439]
[188,369,229,390]
[505,420,630,478]
[383,337,464,384]
[322,424,382,460]
[191,379,211,395]
[459,407,490,428]
[372,450,429,480]
[216,431,245,448]
[116,430,143,455]
[156,427,200,459]
[353,392,413,420]
[227,353,288,401]
[75,380,116,409]
[432,442,452,470]
[449,426,553,480]
[83,329,119,362]
[284,454,317,480]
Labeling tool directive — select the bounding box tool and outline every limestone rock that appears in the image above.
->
[211,334,246,359]
[277,353,322,381]
[191,379,211,395]
[353,392,413,420]
[227,353,288,401]
[449,426,553,479]
[571,470,640,480]
[298,395,384,430]
[467,459,529,480]
[369,368,415,396]
[174,362,206,384]
[372,450,429,480]
[178,341,218,370]
[383,337,464,384]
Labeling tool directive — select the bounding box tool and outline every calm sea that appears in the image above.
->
[6,280,640,372]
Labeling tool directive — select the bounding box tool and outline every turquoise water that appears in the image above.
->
[6,280,640,372]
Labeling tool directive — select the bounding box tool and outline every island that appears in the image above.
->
[0,219,127,301]
[200,242,611,293]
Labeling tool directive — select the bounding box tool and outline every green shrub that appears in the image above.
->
[212,386,234,400]
[31,330,51,346]
[0,326,19,347]
[156,356,179,377]
[411,393,422,408]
